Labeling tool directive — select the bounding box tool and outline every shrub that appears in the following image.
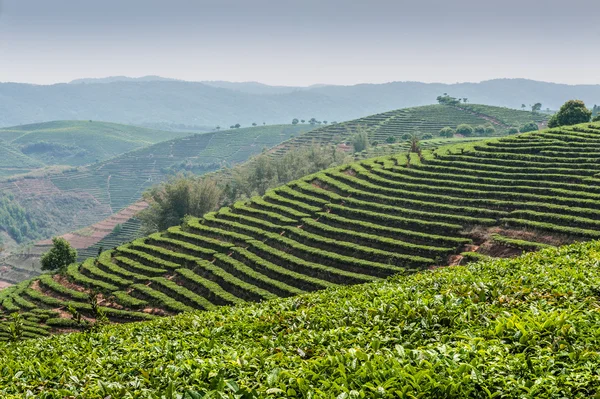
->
[421,133,434,140]
[520,122,539,132]
[455,124,474,136]
[548,100,592,128]
[385,136,396,144]
[508,127,520,134]
[439,127,454,138]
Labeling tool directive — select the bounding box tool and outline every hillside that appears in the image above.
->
[1,240,600,397]
[0,104,541,265]
[0,124,314,249]
[1,121,599,339]
[272,103,546,155]
[0,78,594,128]
[0,121,194,171]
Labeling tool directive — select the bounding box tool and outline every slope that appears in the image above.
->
[272,103,546,155]
[1,121,599,338]
[0,120,194,168]
[0,124,315,247]
[1,239,600,397]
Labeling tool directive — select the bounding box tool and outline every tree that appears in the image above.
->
[351,127,370,153]
[138,175,222,233]
[455,124,474,136]
[252,123,257,127]
[439,127,454,138]
[547,100,592,128]
[463,98,468,103]
[301,120,305,123]
[521,104,526,110]
[484,125,496,135]
[234,124,241,129]
[309,118,318,125]
[292,118,299,125]
[422,133,434,140]
[520,122,539,132]
[385,136,396,144]
[215,126,221,130]
[40,237,77,272]
[474,125,486,135]
[593,115,600,122]
[531,103,542,113]
[508,127,520,135]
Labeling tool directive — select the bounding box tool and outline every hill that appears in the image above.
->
[0,104,542,259]
[0,78,596,128]
[272,103,547,155]
[1,239,599,397]
[0,124,315,248]
[1,121,599,339]
[0,121,194,171]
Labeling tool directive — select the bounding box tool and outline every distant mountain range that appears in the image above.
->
[1,77,599,128]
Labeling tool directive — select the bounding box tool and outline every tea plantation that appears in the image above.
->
[1,122,599,341]
[272,103,547,155]
[1,240,600,397]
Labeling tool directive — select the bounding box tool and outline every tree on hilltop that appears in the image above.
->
[532,103,542,113]
[40,237,77,272]
[292,118,299,125]
[548,100,592,128]
[521,104,526,110]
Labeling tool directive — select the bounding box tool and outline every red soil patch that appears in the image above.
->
[37,200,148,249]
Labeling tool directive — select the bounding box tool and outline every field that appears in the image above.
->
[1,121,599,341]
[0,124,314,249]
[1,238,600,397]
[0,121,194,171]
[272,103,547,155]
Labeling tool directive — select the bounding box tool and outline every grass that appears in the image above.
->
[1,240,600,397]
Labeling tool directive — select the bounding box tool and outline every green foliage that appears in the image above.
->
[548,100,592,128]
[3,242,600,396]
[508,126,520,134]
[520,122,539,132]
[385,135,396,143]
[0,193,39,243]
[139,175,222,233]
[421,133,434,140]
[439,126,454,138]
[351,128,370,153]
[455,124,474,136]
[40,237,77,272]
[592,115,600,122]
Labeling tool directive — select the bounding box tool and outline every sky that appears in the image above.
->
[0,0,598,86]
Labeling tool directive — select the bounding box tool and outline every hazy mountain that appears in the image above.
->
[1,78,599,128]
[69,75,180,84]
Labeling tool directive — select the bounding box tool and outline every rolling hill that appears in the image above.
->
[1,240,598,396]
[0,104,544,284]
[0,121,195,171]
[0,124,315,249]
[272,103,547,155]
[0,78,596,128]
[1,121,599,340]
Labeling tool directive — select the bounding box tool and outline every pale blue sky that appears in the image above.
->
[0,0,598,85]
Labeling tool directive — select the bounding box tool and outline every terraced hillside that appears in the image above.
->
[1,121,599,339]
[0,121,194,172]
[272,103,547,155]
[0,124,314,249]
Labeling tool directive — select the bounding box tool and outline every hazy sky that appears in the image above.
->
[0,0,598,86]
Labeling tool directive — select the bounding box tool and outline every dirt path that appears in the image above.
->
[455,106,510,128]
